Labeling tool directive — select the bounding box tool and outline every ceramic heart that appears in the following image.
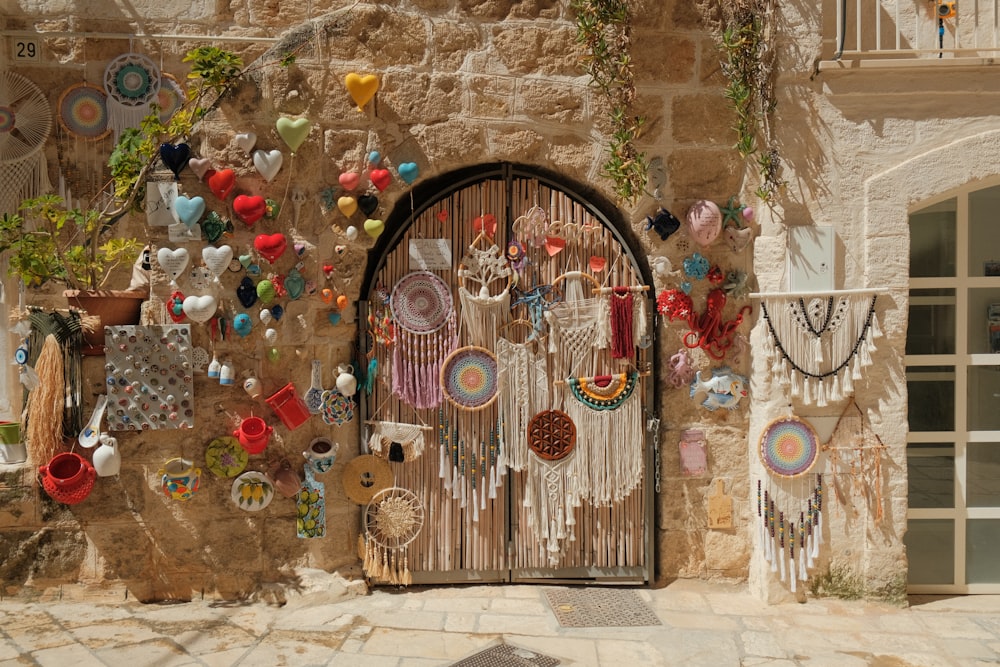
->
[364,218,385,239]
[167,291,186,323]
[285,269,305,300]
[337,196,357,217]
[182,294,217,323]
[725,225,754,253]
[234,195,267,226]
[256,279,276,304]
[157,247,190,281]
[201,212,226,243]
[202,245,234,279]
[254,233,287,263]
[589,256,607,273]
[338,172,360,191]
[271,304,284,321]
[207,169,236,200]
[275,117,311,153]
[345,73,379,111]
[368,150,381,165]
[173,196,205,228]
[236,276,257,308]
[188,158,211,180]
[544,236,566,257]
[233,313,253,337]
[234,132,257,154]
[370,168,391,192]
[159,143,190,179]
[253,149,283,183]
[345,225,359,241]
[398,162,419,185]
[358,193,379,216]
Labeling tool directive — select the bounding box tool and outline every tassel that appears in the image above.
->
[790,370,801,397]
[842,366,854,395]
[860,340,873,367]
[800,546,808,581]
[816,378,827,407]
[790,559,796,591]
[488,465,497,499]
[358,534,366,560]
[813,337,823,364]
[557,510,566,539]
[777,358,790,387]
[472,487,479,522]
[452,466,461,499]
[461,480,468,507]
[481,481,487,510]
[770,543,778,572]
[870,313,882,339]
[548,520,560,552]
[852,355,863,381]
[802,376,812,405]
[402,552,412,586]
[388,551,399,585]
[779,548,786,582]
[830,372,842,402]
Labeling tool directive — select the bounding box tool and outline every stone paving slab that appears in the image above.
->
[1,582,999,666]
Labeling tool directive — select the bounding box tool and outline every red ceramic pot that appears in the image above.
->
[39,452,96,505]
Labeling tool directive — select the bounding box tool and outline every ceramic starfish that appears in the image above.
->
[721,196,744,228]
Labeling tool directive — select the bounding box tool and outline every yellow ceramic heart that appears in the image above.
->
[364,218,385,239]
[337,196,358,217]
[275,117,311,153]
[345,73,379,111]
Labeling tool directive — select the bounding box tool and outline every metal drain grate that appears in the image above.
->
[450,643,560,667]
[544,588,662,628]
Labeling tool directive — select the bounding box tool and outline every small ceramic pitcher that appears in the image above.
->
[303,437,339,473]
[92,434,121,477]
[159,457,201,501]
[233,416,273,454]
[335,364,357,397]
[271,459,302,498]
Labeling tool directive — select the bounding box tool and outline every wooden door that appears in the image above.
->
[361,164,653,584]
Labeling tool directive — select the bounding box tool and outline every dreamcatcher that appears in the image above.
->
[440,346,498,411]
[155,73,184,124]
[361,486,424,585]
[457,233,512,349]
[103,53,161,141]
[563,371,644,506]
[759,292,881,406]
[390,271,457,409]
[824,400,887,524]
[757,415,825,592]
[57,83,110,141]
[0,72,52,215]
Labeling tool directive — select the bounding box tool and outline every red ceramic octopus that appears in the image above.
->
[657,287,751,360]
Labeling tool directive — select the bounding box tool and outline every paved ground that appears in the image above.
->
[1,579,999,666]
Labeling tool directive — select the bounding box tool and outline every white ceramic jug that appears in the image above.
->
[92,434,121,477]
[335,364,357,397]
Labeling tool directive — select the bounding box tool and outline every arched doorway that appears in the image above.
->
[360,163,655,584]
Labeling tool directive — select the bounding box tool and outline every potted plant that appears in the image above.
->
[0,47,256,352]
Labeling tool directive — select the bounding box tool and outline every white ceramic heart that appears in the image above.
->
[235,132,257,154]
[182,294,218,323]
[260,309,272,324]
[264,328,278,344]
[253,149,283,183]
[188,158,211,180]
[157,247,190,282]
[345,225,359,241]
[202,245,234,280]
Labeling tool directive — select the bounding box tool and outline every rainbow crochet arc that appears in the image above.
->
[567,371,638,411]
[759,416,819,478]
[441,346,498,410]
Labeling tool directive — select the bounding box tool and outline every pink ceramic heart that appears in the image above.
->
[339,172,360,191]
[254,233,287,263]
[188,158,211,180]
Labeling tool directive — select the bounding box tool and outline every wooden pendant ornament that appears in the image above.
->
[527,410,576,461]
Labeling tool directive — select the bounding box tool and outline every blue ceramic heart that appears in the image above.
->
[368,150,381,165]
[174,196,205,228]
[398,162,419,185]
[271,305,284,321]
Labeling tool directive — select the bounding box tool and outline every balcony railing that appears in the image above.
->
[827,0,1000,67]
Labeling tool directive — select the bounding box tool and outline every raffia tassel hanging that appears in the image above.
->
[24,334,66,465]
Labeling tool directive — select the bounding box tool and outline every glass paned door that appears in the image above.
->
[907,184,1000,593]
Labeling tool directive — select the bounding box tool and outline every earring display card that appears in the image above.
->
[104,325,194,431]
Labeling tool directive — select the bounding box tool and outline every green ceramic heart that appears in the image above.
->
[257,279,276,305]
[275,117,311,153]
[285,269,305,300]
[201,211,226,243]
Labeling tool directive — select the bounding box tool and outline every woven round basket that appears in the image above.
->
[341,454,394,505]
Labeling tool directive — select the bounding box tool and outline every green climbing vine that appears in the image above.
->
[571,0,648,205]
[719,0,784,203]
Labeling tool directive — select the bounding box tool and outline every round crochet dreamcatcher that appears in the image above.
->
[0,71,52,214]
[528,409,576,461]
[567,372,639,411]
[440,345,499,410]
[155,73,184,124]
[57,83,109,140]
[759,416,820,478]
[362,486,424,585]
[103,53,160,140]
[390,271,454,334]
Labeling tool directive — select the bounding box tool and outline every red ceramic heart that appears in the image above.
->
[370,168,391,192]
[234,195,267,226]
[207,169,236,200]
[254,233,287,263]
[339,172,360,191]
[474,214,497,237]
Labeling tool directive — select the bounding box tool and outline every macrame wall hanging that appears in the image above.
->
[368,420,429,463]
[759,292,881,406]
[757,475,825,594]
[824,400,888,524]
[0,71,52,215]
[545,272,609,386]
[437,400,503,522]
[103,53,161,141]
[361,486,424,586]
[457,234,512,349]
[522,408,581,562]
[594,285,650,360]
[390,270,457,409]
[495,335,549,473]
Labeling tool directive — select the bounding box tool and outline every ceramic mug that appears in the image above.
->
[159,457,201,501]
[303,437,339,473]
[234,416,273,454]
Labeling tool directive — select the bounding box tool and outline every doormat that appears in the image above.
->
[543,588,662,628]
[450,643,560,667]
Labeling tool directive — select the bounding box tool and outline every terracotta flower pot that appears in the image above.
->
[63,289,147,355]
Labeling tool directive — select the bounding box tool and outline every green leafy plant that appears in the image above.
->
[719,0,784,203]
[0,47,253,291]
[572,0,648,204]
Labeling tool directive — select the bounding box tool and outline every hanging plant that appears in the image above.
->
[571,0,648,205]
[718,0,784,203]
